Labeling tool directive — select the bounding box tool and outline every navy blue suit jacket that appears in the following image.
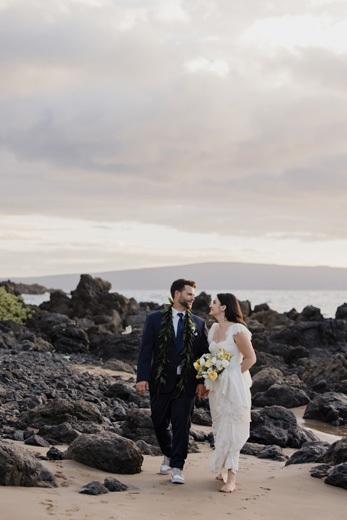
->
[137,310,209,396]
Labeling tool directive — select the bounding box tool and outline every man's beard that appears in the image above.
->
[178,296,191,309]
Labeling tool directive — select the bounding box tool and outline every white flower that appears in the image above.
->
[211,357,217,364]
[200,357,206,367]
[222,359,229,368]
[216,360,223,371]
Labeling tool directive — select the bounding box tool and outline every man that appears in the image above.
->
[136,279,209,484]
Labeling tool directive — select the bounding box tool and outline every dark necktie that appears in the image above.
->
[176,312,184,356]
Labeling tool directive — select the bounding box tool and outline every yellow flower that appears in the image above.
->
[196,375,200,379]
[219,347,222,351]
[205,360,212,367]
[226,353,231,357]
[208,370,217,381]
[193,362,200,370]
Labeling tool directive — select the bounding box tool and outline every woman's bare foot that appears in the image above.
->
[219,470,236,493]
[215,474,223,481]
[219,482,236,493]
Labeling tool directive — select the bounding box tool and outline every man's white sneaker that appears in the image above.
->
[171,468,185,484]
[159,456,171,475]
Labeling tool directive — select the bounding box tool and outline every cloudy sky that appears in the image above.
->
[1,0,347,277]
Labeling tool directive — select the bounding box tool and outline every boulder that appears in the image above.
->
[241,442,287,461]
[121,409,158,447]
[80,481,109,495]
[24,435,50,448]
[251,368,284,394]
[335,303,347,320]
[249,406,319,448]
[192,408,212,426]
[270,319,347,350]
[310,464,332,479]
[325,463,347,490]
[253,383,310,408]
[89,331,142,365]
[303,392,347,426]
[70,275,129,332]
[104,382,149,408]
[50,324,89,354]
[318,437,347,465]
[38,423,81,445]
[251,309,292,329]
[40,291,72,317]
[296,306,324,322]
[285,442,330,466]
[46,446,64,460]
[103,476,128,492]
[301,355,347,393]
[192,292,211,314]
[135,440,162,456]
[0,439,57,487]
[25,398,104,428]
[64,432,143,474]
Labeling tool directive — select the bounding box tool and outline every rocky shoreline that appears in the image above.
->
[0,275,346,491]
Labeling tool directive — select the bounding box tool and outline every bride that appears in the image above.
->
[206,293,256,493]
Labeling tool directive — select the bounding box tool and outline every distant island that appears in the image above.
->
[3,262,347,293]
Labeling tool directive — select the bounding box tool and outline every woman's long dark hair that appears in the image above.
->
[217,293,247,327]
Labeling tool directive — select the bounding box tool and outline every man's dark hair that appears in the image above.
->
[170,279,196,298]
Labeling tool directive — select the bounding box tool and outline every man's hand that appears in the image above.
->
[196,383,208,399]
[136,381,149,395]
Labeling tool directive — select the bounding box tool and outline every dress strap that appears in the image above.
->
[226,323,252,339]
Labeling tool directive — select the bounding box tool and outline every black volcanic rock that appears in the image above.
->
[103,476,128,492]
[251,367,284,394]
[89,330,142,365]
[192,292,211,314]
[285,441,330,466]
[25,398,104,428]
[0,440,57,487]
[121,408,158,447]
[249,406,319,448]
[104,382,149,407]
[253,383,310,408]
[303,392,347,426]
[270,319,347,350]
[241,442,288,461]
[336,303,347,320]
[50,323,89,354]
[301,354,347,393]
[80,480,109,495]
[38,423,81,445]
[296,305,325,322]
[325,463,347,490]
[318,438,347,465]
[64,432,143,474]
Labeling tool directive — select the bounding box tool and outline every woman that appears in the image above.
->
[206,293,256,493]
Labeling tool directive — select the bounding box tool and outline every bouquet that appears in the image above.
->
[194,348,232,381]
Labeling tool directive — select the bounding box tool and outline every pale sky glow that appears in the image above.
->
[1,0,347,277]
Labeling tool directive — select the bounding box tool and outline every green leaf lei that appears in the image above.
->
[155,298,196,395]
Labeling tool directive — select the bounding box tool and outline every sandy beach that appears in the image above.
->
[1,427,345,520]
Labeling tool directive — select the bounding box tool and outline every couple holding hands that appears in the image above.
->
[136,278,256,493]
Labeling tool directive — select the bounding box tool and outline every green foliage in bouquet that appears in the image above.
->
[0,286,33,323]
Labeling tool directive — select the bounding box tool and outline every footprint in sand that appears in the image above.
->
[40,499,56,516]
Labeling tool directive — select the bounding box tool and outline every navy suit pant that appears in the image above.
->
[150,387,194,470]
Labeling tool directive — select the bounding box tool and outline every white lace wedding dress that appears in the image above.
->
[206,322,252,480]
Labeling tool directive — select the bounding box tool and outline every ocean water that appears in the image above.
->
[22,289,347,318]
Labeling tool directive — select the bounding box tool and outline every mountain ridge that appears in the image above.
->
[3,262,347,293]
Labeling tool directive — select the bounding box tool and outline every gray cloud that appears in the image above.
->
[1,0,347,246]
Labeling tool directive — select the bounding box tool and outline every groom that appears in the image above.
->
[136,279,209,484]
